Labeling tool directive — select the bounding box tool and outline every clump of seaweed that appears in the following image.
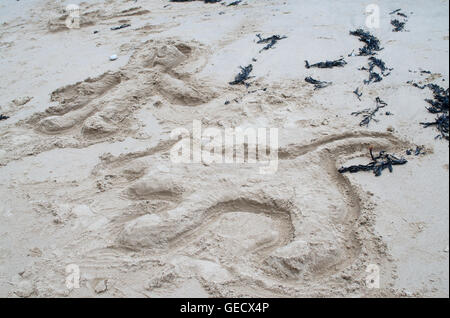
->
[0,114,9,121]
[229,64,254,87]
[406,146,426,156]
[305,58,347,69]
[361,57,393,85]
[227,0,242,6]
[353,87,363,100]
[256,34,287,52]
[421,114,449,140]
[339,146,408,177]
[305,76,332,90]
[349,29,383,56]
[424,84,449,114]
[391,19,406,32]
[364,72,383,85]
[351,97,388,127]
[366,57,392,76]
[390,9,409,32]
[409,82,449,140]
[389,9,401,15]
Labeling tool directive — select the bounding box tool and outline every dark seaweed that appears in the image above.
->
[391,19,406,32]
[389,9,402,15]
[353,88,363,100]
[352,97,387,127]
[339,148,408,177]
[256,34,287,52]
[305,58,347,69]
[305,76,332,90]
[367,57,392,75]
[227,0,242,5]
[364,71,383,85]
[390,9,408,32]
[229,64,253,87]
[0,114,9,121]
[425,84,449,114]
[110,24,131,31]
[406,146,425,156]
[361,57,392,85]
[421,114,449,140]
[410,82,449,140]
[349,29,383,56]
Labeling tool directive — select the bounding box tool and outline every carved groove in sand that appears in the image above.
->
[27,39,216,138]
[47,6,151,32]
[90,132,407,289]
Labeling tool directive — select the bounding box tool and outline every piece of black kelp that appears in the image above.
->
[415,146,424,155]
[352,97,387,127]
[389,9,401,15]
[391,19,406,32]
[0,114,9,121]
[305,76,332,90]
[390,9,408,32]
[367,57,392,76]
[256,34,287,52]
[410,81,449,140]
[339,148,408,177]
[227,0,241,5]
[305,58,347,69]
[407,81,427,90]
[111,24,131,31]
[421,114,449,140]
[349,29,383,56]
[354,88,363,100]
[389,9,408,17]
[406,146,425,156]
[364,71,383,85]
[229,64,253,87]
[425,84,449,114]
[361,57,392,84]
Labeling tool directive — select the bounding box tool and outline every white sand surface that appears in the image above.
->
[0,0,448,297]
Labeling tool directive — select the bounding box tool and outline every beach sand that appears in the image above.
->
[0,0,448,297]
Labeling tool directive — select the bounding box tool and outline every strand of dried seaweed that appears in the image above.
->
[339,147,408,177]
[349,29,383,56]
[256,34,287,52]
[229,64,254,87]
[305,58,347,69]
[305,76,332,90]
[351,97,387,127]
[409,82,449,140]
